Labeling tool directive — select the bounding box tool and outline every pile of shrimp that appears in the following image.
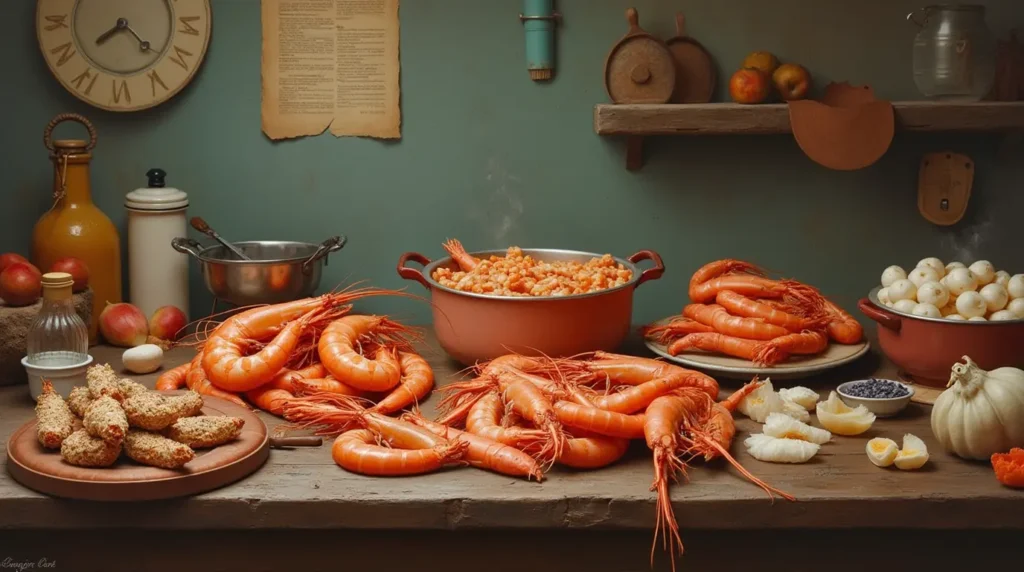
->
[430,239,632,297]
[277,350,793,570]
[643,259,864,366]
[154,286,436,419]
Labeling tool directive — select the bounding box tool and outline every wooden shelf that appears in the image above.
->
[594,101,1024,170]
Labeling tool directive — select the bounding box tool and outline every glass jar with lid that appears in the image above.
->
[909,4,996,101]
[22,272,92,399]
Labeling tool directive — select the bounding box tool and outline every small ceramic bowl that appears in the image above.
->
[837,379,914,418]
[22,354,94,400]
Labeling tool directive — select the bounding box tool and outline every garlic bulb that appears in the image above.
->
[887,279,917,302]
[945,268,978,296]
[968,260,996,286]
[979,283,1009,313]
[908,266,940,288]
[930,356,1024,460]
[915,281,949,308]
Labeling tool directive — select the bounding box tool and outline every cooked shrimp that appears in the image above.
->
[589,377,713,415]
[683,303,790,341]
[714,290,825,331]
[371,351,435,415]
[403,413,544,481]
[246,386,298,416]
[203,306,328,392]
[558,433,630,470]
[689,275,788,304]
[822,299,864,344]
[584,352,719,399]
[293,376,364,397]
[643,395,694,568]
[554,401,645,439]
[283,395,469,475]
[681,396,795,503]
[186,352,248,408]
[640,317,715,344]
[667,332,762,361]
[317,315,410,392]
[494,369,568,462]
[266,363,329,392]
[753,330,829,365]
[688,259,766,296]
[331,428,465,477]
[465,391,549,450]
[155,363,191,391]
[442,238,479,271]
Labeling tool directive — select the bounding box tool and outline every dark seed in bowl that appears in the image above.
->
[844,378,909,399]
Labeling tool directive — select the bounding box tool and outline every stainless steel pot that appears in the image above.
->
[172,236,346,306]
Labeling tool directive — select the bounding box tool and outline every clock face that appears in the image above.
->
[36,0,211,112]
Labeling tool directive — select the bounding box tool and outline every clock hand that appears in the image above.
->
[95,17,128,45]
[124,24,152,52]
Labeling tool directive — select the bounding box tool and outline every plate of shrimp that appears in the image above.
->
[641,259,871,380]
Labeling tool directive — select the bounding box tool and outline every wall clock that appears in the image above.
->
[36,0,212,112]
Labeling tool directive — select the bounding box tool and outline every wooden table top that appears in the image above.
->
[1,331,1020,531]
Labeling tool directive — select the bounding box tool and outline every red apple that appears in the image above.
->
[772,63,812,101]
[0,253,29,274]
[99,302,149,347]
[729,68,771,104]
[50,257,90,293]
[149,305,188,342]
[0,263,42,306]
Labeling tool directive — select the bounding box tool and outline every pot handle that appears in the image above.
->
[171,237,203,259]
[302,235,347,274]
[628,250,665,287]
[396,252,432,289]
[857,298,901,332]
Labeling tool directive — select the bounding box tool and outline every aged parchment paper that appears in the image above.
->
[261,0,401,140]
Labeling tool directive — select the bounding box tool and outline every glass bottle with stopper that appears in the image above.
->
[22,272,92,399]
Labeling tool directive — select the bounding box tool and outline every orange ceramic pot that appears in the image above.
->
[397,248,664,365]
[859,287,1024,387]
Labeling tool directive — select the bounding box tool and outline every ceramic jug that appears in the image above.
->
[32,114,122,345]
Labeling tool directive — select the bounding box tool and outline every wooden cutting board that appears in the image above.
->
[6,392,270,501]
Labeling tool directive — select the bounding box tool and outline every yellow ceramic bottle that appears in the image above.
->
[32,114,122,345]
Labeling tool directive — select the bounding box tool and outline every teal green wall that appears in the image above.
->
[2,0,1023,326]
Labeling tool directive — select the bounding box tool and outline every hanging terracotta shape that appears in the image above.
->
[788,82,895,171]
[917,152,973,226]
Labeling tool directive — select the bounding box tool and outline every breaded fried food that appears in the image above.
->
[117,377,149,399]
[165,416,244,448]
[36,380,76,449]
[124,429,195,469]
[123,390,204,431]
[60,429,122,467]
[86,364,124,402]
[67,386,94,418]
[83,396,129,444]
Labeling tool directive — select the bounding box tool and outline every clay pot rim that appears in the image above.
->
[420,248,649,303]
[867,286,1024,325]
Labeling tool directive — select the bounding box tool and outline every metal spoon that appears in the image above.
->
[190,216,251,260]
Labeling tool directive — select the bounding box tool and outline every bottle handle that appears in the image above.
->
[44,113,97,153]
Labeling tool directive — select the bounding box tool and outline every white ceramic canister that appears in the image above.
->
[125,168,190,320]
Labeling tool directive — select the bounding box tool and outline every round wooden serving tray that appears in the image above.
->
[666,12,715,103]
[6,392,269,501]
[603,7,676,104]
[644,318,870,382]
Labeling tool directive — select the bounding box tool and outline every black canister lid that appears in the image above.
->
[146,168,167,188]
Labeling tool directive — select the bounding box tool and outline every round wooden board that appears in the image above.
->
[644,318,870,382]
[6,391,269,501]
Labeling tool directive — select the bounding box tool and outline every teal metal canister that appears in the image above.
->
[521,0,560,80]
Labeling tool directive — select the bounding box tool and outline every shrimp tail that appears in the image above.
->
[719,378,764,412]
[280,393,371,436]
